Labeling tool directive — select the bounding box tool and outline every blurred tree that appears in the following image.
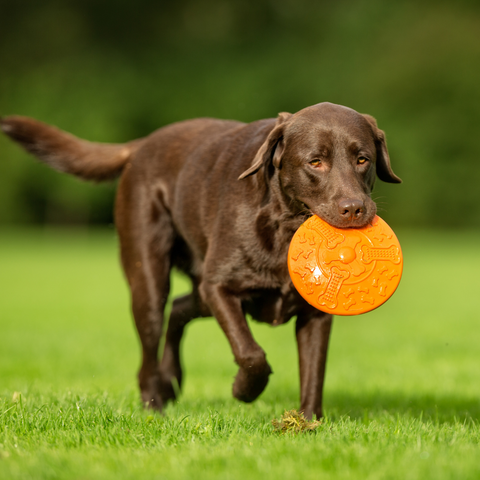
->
[1,0,479,227]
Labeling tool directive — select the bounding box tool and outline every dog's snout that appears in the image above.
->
[338,198,365,221]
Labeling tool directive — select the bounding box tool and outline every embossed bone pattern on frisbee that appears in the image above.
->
[310,221,372,310]
[361,244,401,264]
[289,230,327,296]
[288,215,403,315]
[313,220,400,311]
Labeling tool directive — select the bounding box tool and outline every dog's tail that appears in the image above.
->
[1,115,141,181]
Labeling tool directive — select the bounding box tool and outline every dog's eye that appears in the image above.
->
[357,157,368,165]
[309,159,322,167]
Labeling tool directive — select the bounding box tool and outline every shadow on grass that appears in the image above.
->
[326,391,480,424]
[161,390,480,426]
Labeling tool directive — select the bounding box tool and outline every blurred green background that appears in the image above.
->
[1,5,480,477]
[1,0,480,228]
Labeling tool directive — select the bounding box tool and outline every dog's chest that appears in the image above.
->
[242,285,304,326]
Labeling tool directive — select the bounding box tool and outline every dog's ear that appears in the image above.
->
[238,112,292,180]
[362,114,402,184]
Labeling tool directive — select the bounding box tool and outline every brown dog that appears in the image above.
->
[1,102,401,418]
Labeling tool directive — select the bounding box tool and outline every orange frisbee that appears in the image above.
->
[288,215,403,316]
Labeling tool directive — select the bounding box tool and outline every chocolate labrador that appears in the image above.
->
[1,102,401,418]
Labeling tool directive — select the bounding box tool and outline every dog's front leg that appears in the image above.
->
[200,282,272,402]
[295,311,333,419]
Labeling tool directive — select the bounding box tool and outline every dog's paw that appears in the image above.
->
[141,389,164,411]
[139,373,165,411]
[157,372,181,404]
[232,363,272,403]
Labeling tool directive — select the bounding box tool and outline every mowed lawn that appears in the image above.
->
[1,227,479,480]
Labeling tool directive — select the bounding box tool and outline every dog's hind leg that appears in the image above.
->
[116,175,174,410]
[158,288,211,402]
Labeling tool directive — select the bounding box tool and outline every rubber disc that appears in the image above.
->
[288,215,403,316]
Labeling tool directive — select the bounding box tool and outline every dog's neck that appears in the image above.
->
[259,166,309,220]
[253,168,311,247]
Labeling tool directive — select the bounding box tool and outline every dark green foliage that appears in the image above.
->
[1,0,480,227]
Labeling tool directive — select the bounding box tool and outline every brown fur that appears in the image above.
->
[1,102,401,418]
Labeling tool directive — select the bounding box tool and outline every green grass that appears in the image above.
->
[1,227,480,479]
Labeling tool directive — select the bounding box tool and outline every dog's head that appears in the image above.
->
[239,102,401,228]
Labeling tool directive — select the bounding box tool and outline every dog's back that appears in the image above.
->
[0,115,244,184]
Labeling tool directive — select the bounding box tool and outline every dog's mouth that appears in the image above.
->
[299,202,314,218]
[301,202,376,230]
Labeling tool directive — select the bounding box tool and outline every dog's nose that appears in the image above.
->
[338,198,365,222]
